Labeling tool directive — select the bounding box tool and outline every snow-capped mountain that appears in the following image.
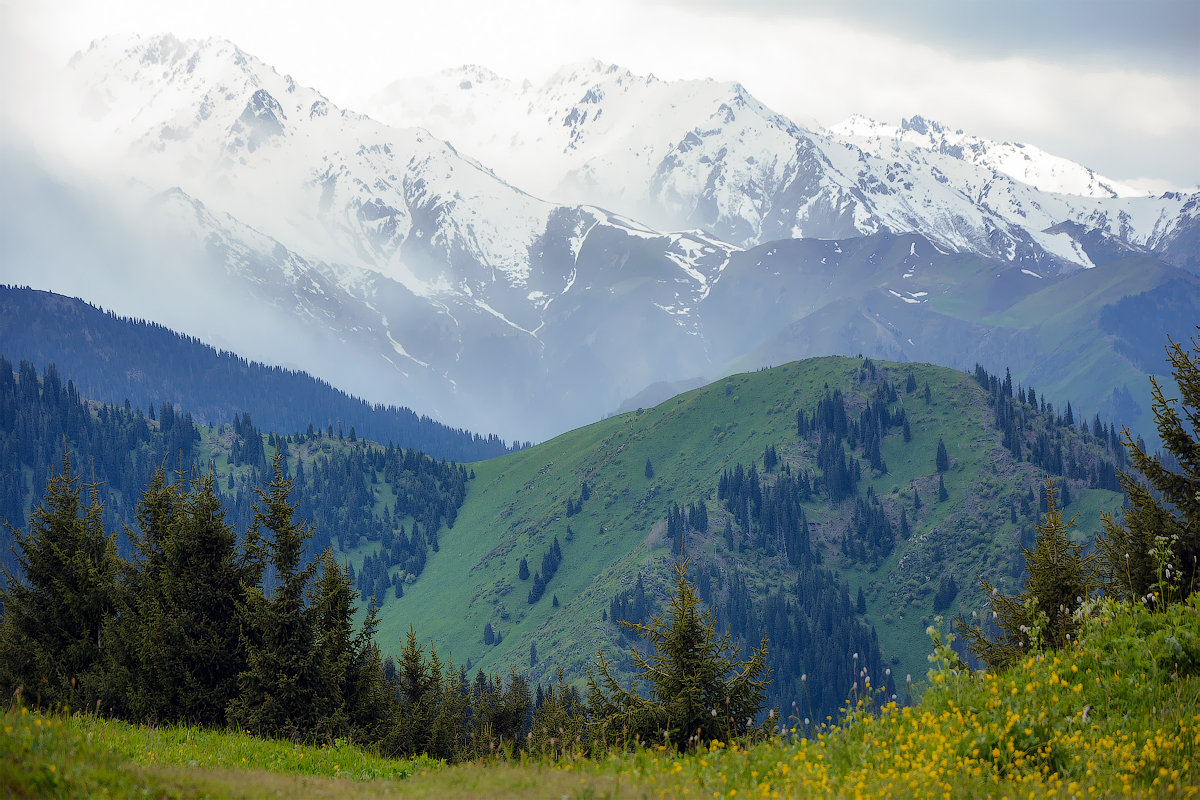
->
[11,33,1195,441]
[368,62,1195,272]
[829,114,1146,200]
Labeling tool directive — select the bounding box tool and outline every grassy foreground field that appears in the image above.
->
[5,594,1197,799]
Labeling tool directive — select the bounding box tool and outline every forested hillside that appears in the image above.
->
[0,355,468,595]
[0,353,1127,727]
[0,286,521,462]
[385,356,1125,706]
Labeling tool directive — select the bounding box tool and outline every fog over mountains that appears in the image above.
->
[4,33,1197,441]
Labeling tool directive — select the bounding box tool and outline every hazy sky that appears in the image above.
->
[5,0,1199,189]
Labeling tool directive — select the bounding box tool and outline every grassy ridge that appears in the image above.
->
[6,594,1195,798]
[374,357,1122,689]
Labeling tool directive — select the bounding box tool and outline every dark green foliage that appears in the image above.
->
[935,438,949,472]
[938,474,949,502]
[111,471,250,726]
[527,536,563,604]
[763,443,779,472]
[1098,331,1200,604]
[645,458,654,479]
[842,489,894,563]
[957,479,1097,670]
[226,453,322,739]
[609,574,651,635]
[0,454,119,710]
[309,549,391,743]
[529,668,587,759]
[932,574,959,613]
[0,357,469,599]
[0,287,519,462]
[518,556,529,581]
[587,557,770,750]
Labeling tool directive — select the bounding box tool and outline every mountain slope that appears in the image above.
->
[368,61,1194,270]
[16,35,1193,444]
[379,356,1124,695]
[0,286,517,461]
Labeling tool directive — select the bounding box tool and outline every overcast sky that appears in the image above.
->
[5,0,1199,190]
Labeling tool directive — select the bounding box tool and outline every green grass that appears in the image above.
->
[7,594,1195,798]
[371,357,1122,690]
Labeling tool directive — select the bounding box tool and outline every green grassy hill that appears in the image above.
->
[370,356,1123,694]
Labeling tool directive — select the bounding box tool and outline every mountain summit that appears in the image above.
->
[6,34,1195,440]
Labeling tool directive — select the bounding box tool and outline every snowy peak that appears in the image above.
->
[829,113,1147,199]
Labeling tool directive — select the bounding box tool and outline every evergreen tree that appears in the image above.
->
[518,556,529,581]
[226,452,320,739]
[0,454,119,710]
[645,458,654,479]
[935,438,949,472]
[114,471,249,726]
[938,474,949,502]
[1097,331,1200,605]
[529,667,587,760]
[388,625,437,756]
[957,479,1096,670]
[586,555,771,750]
[309,548,390,742]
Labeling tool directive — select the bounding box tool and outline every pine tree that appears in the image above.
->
[938,474,948,502]
[1097,331,1200,605]
[586,555,771,750]
[645,458,654,479]
[0,454,119,710]
[935,438,949,472]
[957,479,1096,670]
[226,452,320,739]
[389,625,437,756]
[518,556,529,581]
[114,471,249,726]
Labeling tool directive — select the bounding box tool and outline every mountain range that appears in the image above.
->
[4,32,1197,441]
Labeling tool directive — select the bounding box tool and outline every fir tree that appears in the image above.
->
[645,458,654,479]
[0,454,119,710]
[935,438,949,472]
[226,452,320,739]
[114,471,249,726]
[957,479,1096,670]
[1097,331,1200,605]
[586,555,771,750]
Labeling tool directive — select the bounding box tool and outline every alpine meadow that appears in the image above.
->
[2,6,1199,797]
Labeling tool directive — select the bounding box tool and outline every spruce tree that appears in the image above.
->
[957,479,1096,670]
[935,438,949,472]
[0,454,119,710]
[115,471,249,726]
[1097,331,1200,605]
[227,452,320,739]
[586,555,771,750]
[310,549,392,743]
